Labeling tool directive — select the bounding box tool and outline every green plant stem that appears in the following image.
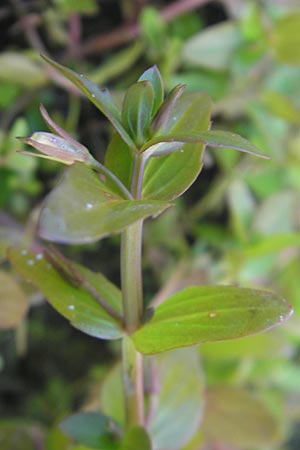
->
[121,152,146,428]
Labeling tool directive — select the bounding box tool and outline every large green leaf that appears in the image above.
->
[142,92,211,201]
[0,271,28,329]
[202,387,282,448]
[132,286,293,354]
[149,348,204,450]
[59,412,119,449]
[41,55,136,150]
[8,247,123,340]
[38,163,170,243]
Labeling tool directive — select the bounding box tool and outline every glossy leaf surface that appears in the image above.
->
[8,247,123,340]
[142,92,211,200]
[203,387,282,448]
[38,163,170,243]
[0,271,28,329]
[122,81,154,145]
[41,54,136,150]
[59,412,119,449]
[132,286,293,354]
[149,348,204,450]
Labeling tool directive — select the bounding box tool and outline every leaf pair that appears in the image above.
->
[8,246,293,353]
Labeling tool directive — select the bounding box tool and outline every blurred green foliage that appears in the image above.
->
[1,0,300,449]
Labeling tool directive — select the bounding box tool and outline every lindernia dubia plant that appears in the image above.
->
[8,54,293,450]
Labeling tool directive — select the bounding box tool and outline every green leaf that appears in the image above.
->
[272,13,300,65]
[149,348,204,450]
[8,247,123,340]
[104,133,134,193]
[0,271,28,329]
[202,387,282,448]
[182,21,240,70]
[41,54,136,150]
[59,412,119,449]
[142,92,211,201]
[0,52,46,87]
[138,66,164,116]
[122,81,154,145]
[38,163,170,243]
[132,286,293,354]
[120,426,151,450]
[147,130,269,159]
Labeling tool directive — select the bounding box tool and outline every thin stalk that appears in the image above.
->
[121,152,146,428]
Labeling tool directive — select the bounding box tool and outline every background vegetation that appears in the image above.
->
[0,0,300,449]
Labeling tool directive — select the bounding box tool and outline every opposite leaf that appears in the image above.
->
[8,247,123,340]
[38,163,170,243]
[132,286,293,354]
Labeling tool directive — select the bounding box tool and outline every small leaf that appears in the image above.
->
[120,426,151,450]
[122,81,154,146]
[149,348,204,450]
[41,54,136,150]
[59,412,119,449]
[8,247,123,340]
[0,271,28,329]
[132,286,293,354]
[203,387,282,448]
[138,65,164,116]
[38,163,170,243]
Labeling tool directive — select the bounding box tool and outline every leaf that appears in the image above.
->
[0,271,28,329]
[120,426,152,450]
[149,348,204,450]
[0,52,46,87]
[41,54,136,150]
[142,92,211,201]
[202,387,282,448]
[138,66,164,116]
[147,130,269,159]
[104,134,133,193]
[59,412,119,449]
[122,81,154,145]
[182,21,240,70]
[272,13,300,65]
[132,286,293,354]
[38,163,170,243]
[8,247,123,340]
